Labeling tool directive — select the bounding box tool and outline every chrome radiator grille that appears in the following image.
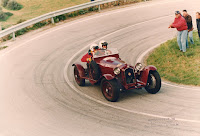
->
[125,68,135,84]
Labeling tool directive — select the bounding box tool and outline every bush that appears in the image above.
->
[78,9,88,15]
[17,19,26,24]
[0,11,13,21]
[0,46,8,50]
[32,22,48,29]
[88,7,98,12]
[1,0,9,7]
[7,0,23,10]
[53,14,67,23]
[68,13,74,17]
[16,28,28,36]
[5,12,13,16]
[0,11,7,21]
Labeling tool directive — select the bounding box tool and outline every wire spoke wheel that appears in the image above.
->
[101,78,119,102]
[74,66,85,86]
[103,81,113,98]
[145,70,161,94]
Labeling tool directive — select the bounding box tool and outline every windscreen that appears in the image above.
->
[93,48,119,58]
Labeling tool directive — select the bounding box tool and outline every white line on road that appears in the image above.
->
[1,0,198,124]
[64,15,200,123]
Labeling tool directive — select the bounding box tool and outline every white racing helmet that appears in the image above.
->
[90,43,99,52]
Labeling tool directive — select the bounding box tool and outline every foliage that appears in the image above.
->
[53,14,67,23]
[5,12,13,16]
[17,19,26,24]
[0,46,8,50]
[88,7,98,11]
[15,28,28,36]
[31,22,48,29]
[1,0,9,7]
[0,10,7,21]
[6,0,23,10]
[78,9,88,15]
[0,10,13,21]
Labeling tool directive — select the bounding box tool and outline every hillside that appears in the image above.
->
[1,0,89,28]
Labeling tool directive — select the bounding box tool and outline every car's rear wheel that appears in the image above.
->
[101,78,119,102]
[145,70,161,94]
[74,66,85,86]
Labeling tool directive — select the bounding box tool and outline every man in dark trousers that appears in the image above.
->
[196,12,200,40]
[168,11,188,52]
[183,10,194,47]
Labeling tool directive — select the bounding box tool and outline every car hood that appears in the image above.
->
[99,57,127,69]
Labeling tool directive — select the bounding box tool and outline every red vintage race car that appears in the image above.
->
[72,48,161,102]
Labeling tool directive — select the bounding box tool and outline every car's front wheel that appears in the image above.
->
[101,78,119,102]
[145,70,161,94]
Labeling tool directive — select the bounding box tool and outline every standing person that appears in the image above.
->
[183,10,194,47]
[196,12,200,40]
[168,11,188,52]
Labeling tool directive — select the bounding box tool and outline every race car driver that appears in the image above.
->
[81,43,99,76]
[99,40,112,54]
[81,43,99,63]
[99,40,108,49]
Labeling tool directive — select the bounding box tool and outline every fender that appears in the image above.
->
[139,65,157,84]
[102,74,115,80]
[72,63,86,78]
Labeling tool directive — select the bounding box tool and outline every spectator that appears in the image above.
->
[196,12,200,40]
[183,10,194,47]
[168,11,188,52]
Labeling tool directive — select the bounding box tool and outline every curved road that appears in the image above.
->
[0,0,200,135]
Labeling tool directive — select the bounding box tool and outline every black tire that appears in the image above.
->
[74,66,85,86]
[89,60,100,80]
[101,78,120,102]
[145,70,161,94]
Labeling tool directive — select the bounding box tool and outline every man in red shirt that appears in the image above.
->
[81,50,93,63]
[81,43,99,63]
[81,43,99,76]
[168,11,188,52]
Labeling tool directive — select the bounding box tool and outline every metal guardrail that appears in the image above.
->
[0,0,146,40]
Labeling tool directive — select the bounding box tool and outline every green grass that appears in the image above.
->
[1,0,90,28]
[146,32,200,86]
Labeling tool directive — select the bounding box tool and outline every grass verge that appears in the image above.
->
[146,31,200,86]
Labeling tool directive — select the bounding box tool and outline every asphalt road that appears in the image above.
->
[0,0,200,135]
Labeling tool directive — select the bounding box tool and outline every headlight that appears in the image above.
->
[135,63,143,71]
[114,67,120,75]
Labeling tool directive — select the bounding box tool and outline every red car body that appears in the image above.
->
[73,48,161,102]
